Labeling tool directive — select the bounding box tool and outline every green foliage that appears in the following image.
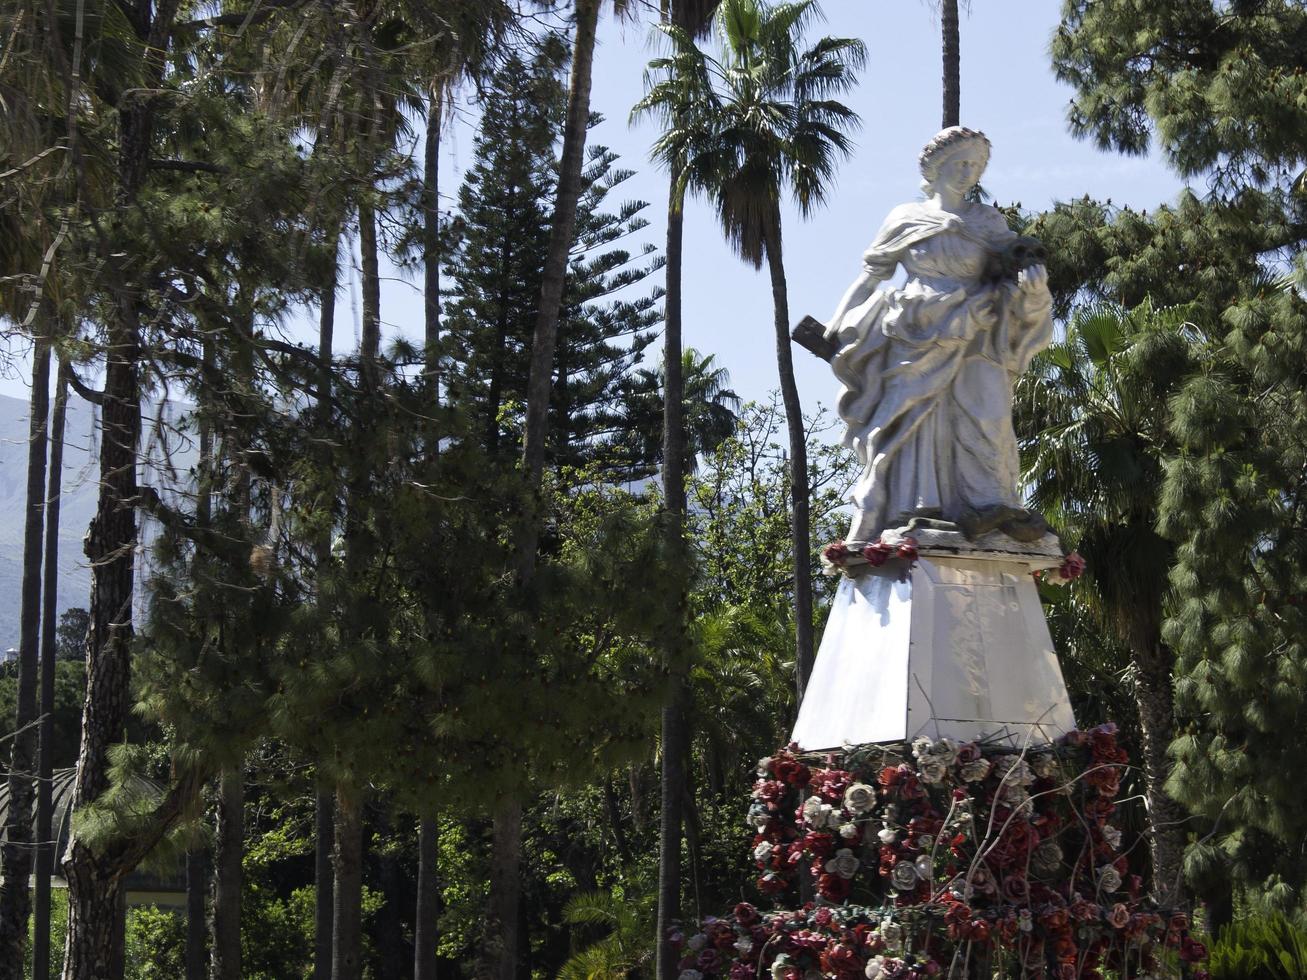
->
[558,889,653,980]
[1207,914,1307,980]
[124,906,185,980]
[0,659,85,769]
[1052,0,1307,193]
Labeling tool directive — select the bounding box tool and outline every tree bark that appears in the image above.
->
[358,198,382,383]
[61,303,141,980]
[423,96,441,395]
[315,789,336,980]
[33,358,70,980]
[941,0,960,128]
[414,817,439,980]
[516,0,601,536]
[332,783,365,980]
[763,213,814,701]
[315,227,339,980]
[1135,647,1188,908]
[0,332,52,978]
[485,799,523,980]
[186,847,208,980]
[209,769,243,980]
[656,179,690,980]
[61,5,174,971]
[372,806,407,980]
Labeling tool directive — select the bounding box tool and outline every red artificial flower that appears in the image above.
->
[734,902,760,927]
[820,943,863,980]
[773,758,811,788]
[803,831,836,859]
[823,541,852,564]
[817,872,852,902]
[896,537,919,562]
[810,767,852,803]
[1058,551,1086,581]
[862,541,893,566]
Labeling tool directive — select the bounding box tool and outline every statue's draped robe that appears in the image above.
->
[831,201,1052,543]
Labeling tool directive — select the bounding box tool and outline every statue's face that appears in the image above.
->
[935,149,985,195]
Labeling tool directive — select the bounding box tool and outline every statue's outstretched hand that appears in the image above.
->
[1018,263,1048,295]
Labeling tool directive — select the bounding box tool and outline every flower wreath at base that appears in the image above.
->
[673,727,1207,980]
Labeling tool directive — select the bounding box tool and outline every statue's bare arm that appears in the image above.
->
[826,269,884,339]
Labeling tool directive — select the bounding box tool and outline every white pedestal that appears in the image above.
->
[791,553,1076,750]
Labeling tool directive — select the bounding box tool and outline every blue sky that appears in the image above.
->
[383,0,1189,418]
[0,2,1192,416]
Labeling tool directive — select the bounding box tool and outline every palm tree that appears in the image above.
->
[621,348,742,474]
[639,0,864,701]
[939,0,961,127]
[1016,299,1202,906]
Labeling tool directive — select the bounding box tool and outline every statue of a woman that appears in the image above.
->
[825,127,1052,545]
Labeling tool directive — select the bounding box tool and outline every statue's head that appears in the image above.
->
[918,126,991,195]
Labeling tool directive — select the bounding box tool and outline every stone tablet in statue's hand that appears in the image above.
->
[1017,263,1048,296]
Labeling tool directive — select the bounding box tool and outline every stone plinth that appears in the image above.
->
[791,546,1076,750]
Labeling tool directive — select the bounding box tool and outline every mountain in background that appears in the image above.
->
[0,392,196,651]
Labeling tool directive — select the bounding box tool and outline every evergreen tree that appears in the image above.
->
[1049,0,1307,914]
[443,43,663,471]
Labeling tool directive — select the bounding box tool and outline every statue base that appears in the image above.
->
[792,542,1076,750]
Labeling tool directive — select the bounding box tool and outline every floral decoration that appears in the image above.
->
[682,726,1206,979]
[1037,551,1086,587]
[821,537,919,578]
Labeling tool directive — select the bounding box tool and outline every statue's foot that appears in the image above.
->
[999,510,1052,543]
[958,504,1026,540]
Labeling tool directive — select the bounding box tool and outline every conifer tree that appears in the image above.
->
[1050,0,1307,913]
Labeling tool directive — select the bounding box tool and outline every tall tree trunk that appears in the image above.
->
[516,0,600,523]
[763,213,814,700]
[209,769,243,980]
[492,6,601,980]
[414,818,439,980]
[656,181,689,980]
[423,96,441,396]
[486,799,523,980]
[186,848,208,980]
[372,806,407,980]
[61,311,141,980]
[33,358,70,980]
[358,198,382,383]
[314,225,339,980]
[1135,647,1188,907]
[941,0,960,128]
[0,332,52,978]
[60,4,171,968]
[332,784,365,980]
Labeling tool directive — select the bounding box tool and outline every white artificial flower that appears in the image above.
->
[889,860,919,891]
[864,955,886,980]
[825,847,860,879]
[1029,752,1059,778]
[1102,825,1122,849]
[839,822,859,840]
[917,757,948,784]
[959,758,991,782]
[878,824,898,844]
[770,955,792,980]
[757,757,773,776]
[749,811,772,830]
[843,782,877,815]
[1097,865,1123,893]
[992,756,1035,786]
[911,736,934,760]
[735,936,753,955]
[802,795,838,830]
[679,971,703,980]
[880,920,903,945]
[914,854,933,879]
[929,738,959,766]
[753,841,773,863]
[1017,909,1033,933]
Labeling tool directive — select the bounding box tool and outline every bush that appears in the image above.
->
[1207,913,1307,980]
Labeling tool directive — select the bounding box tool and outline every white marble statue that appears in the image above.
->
[824,127,1053,545]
